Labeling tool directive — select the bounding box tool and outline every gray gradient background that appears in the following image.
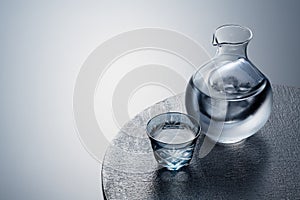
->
[0,1,299,200]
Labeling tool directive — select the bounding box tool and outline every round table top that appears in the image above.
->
[102,85,300,200]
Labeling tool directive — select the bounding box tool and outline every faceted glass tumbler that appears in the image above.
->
[146,112,201,171]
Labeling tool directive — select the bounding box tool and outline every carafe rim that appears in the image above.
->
[213,24,253,46]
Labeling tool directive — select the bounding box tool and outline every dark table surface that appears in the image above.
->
[102,85,300,200]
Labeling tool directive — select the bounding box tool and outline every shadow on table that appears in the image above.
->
[152,133,269,199]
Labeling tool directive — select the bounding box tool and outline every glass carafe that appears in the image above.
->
[185,24,273,144]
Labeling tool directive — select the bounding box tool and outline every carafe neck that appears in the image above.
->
[212,24,252,58]
[215,43,248,58]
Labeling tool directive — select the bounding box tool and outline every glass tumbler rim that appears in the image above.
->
[146,112,201,145]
